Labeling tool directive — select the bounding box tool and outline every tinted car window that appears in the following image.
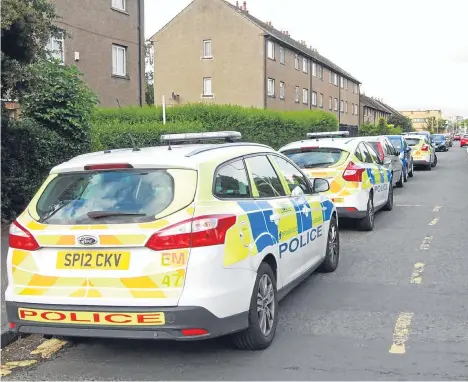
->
[354,145,364,162]
[388,137,402,151]
[359,143,374,164]
[214,160,250,199]
[271,155,311,194]
[36,170,175,224]
[432,134,445,142]
[282,147,349,169]
[245,156,286,198]
[366,143,380,163]
[406,138,422,146]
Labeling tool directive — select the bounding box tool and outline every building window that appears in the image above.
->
[329,71,333,84]
[279,46,285,64]
[354,104,358,115]
[329,96,332,110]
[345,78,348,90]
[312,91,317,106]
[351,103,355,115]
[268,78,275,97]
[340,77,344,88]
[267,41,275,60]
[312,62,317,77]
[345,101,348,113]
[279,81,285,100]
[318,65,323,80]
[354,83,358,94]
[203,39,212,58]
[340,100,344,113]
[111,0,126,11]
[295,55,300,70]
[46,33,65,63]
[112,44,127,76]
[303,88,308,104]
[319,93,323,108]
[334,98,338,111]
[334,73,338,86]
[303,58,308,73]
[203,77,212,96]
[294,86,300,103]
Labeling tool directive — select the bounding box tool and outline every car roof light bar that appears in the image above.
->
[160,131,242,144]
[306,131,349,141]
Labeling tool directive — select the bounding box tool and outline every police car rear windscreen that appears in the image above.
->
[283,148,349,169]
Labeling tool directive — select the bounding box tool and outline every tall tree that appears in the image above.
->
[387,114,413,132]
[145,41,154,105]
[1,0,58,98]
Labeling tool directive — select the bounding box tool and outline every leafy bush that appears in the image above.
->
[358,118,402,136]
[1,116,83,221]
[92,104,338,150]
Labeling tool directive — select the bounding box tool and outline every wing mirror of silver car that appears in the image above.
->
[313,178,330,193]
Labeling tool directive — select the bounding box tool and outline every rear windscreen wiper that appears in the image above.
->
[304,162,334,168]
[87,211,147,219]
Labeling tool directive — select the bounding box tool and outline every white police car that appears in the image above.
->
[6,131,338,350]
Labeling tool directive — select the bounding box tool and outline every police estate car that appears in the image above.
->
[6,131,338,350]
[279,131,394,231]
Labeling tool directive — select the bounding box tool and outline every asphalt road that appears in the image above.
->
[3,143,468,380]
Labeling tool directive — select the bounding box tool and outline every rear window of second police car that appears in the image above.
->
[405,138,422,146]
[34,169,197,224]
[283,148,349,169]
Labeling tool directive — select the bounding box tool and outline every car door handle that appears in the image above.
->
[270,213,280,222]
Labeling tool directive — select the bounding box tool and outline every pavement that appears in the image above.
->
[2,143,468,380]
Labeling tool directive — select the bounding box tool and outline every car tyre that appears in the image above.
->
[408,162,414,178]
[432,154,438,167]
[231,262,278,350]
[318,215,339,273]
[358,194,374,231]
[382,183,394,211]
[396,171,404,188]
[403,166,408,182]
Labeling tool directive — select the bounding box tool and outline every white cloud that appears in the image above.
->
[144,0,468,117]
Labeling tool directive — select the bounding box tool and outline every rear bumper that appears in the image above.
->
[6,302,248,341]
[336,207,367,219]
[413,159,431,166]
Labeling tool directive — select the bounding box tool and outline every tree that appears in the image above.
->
[145,41,154,105]
[424,116,437,133]
[1,0,58,98]
[387,114,413,132]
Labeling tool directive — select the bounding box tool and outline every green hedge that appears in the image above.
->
[92,104,338,150]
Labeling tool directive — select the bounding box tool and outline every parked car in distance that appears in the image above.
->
[386,135,414,182]
[445,134,453,147]
[405,134,437,170]
[460,134,468,148]
[432,134,449,152]
[454,134,461,141]
[360,136,404,188]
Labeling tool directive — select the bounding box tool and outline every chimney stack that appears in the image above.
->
[236,1,239,7]
[243,1,247,11]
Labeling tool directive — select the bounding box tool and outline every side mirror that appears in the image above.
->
[406,147,412,153]
[313,178,329,193]
[291,185,305,197]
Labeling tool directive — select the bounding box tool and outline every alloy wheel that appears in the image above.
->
[257,274,275,336]
[328,224,338,264]
[369,198,374,225]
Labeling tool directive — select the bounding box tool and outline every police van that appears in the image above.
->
[279,131,394,231]
[6,131,338,350]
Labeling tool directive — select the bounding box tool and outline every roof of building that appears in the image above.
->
[374,100,404,117]
[220,0,361,84]
[360,94,393,114]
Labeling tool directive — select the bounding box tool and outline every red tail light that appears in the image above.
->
[376,142,385,162]
[9,221,40,251]
[421,145,429,151]
[84,163,133,170]
[342,161,365,182]
[145,215,237,251]
[181,328,209,336]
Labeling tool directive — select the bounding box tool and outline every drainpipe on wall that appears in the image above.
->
[137,0,143,107]
[263,36,268,109]
[338,76,341,125]
[309,60,312,110]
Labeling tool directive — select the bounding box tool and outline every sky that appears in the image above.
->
[144,0,468,118]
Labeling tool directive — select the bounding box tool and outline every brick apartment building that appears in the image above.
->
[150,0,361,129]
[49,0,145,107]
[400,110,442,131]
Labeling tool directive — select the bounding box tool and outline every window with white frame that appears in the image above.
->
[334,98,338,111]
[312,91,317,106]
[345,101,348,113]
[279,81,285,99]
[319,93,323,108]
[318,65,323,79]
[267,78,275,96]
[267,41,275,60]
[203,77,212,96]
[354,83,358,94]
[345,78,348,90]
[46,33,65,63]
[354,104,358,115]
[340,77,344,88]
[351,103,355,115]
[295,55,300,70]
[303,88,308,104]
[340,100,344,112]
[112,44,127,76]
[203,39,212,58]
[329,71,332,83]
[333,73,338,86]
[303,58,308,73]
[279,46,285,64]
[312,62,317,77]
[329,96,332,110]
[295,86,300,102]
[112,0,126,11]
